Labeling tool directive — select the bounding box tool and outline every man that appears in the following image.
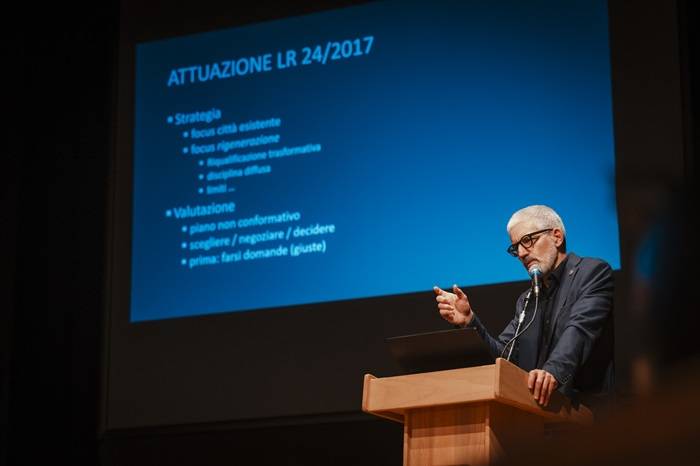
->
[434,205,614,412]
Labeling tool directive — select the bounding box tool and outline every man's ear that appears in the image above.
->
[552,228,564,247]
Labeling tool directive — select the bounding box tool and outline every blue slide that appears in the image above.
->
[131,0,619,321]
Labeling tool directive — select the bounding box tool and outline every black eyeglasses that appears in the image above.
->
[506,229,553,257]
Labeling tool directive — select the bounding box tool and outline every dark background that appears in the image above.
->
[6,1,696,465]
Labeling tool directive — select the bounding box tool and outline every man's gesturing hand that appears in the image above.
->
[528,369,559,407]
[433,285,473,327]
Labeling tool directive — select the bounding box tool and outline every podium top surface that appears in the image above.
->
[362,358,592,425]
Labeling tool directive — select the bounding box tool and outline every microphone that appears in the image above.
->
[529,266,542,297]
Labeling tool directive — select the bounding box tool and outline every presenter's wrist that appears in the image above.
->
[460,311,475,328]
[463,311,475,328]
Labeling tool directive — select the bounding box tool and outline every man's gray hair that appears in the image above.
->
[507,205,566,237]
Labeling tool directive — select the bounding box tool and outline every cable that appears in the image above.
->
[500,291,539,360]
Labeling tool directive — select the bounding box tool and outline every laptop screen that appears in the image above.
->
[386,328,494,375]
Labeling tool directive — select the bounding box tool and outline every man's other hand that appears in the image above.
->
[528,369,559,407]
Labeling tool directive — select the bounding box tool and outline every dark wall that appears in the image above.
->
[607,0,693,395]
[7,1,696,465]
[8,3,118,465]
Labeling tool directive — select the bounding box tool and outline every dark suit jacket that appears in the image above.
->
[470,253,615,408]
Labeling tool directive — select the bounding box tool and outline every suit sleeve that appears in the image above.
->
[469,293,526,361]
[542,261,614,386]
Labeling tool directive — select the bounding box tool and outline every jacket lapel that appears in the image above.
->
[545,253,581,347]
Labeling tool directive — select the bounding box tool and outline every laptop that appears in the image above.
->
[386,327,494,374]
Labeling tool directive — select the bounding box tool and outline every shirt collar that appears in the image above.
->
[544,254,569,292]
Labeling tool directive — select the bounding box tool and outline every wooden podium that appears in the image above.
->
[362,358,592,466]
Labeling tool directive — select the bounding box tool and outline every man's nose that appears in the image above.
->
[517,243,529,259]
